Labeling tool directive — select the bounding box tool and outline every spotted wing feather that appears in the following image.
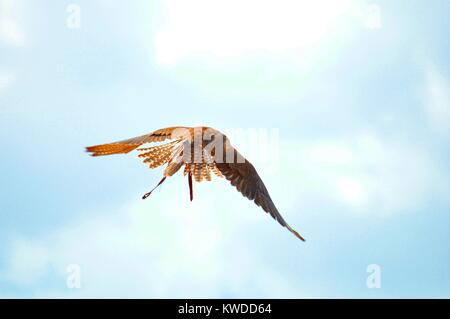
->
[137,140,180,169]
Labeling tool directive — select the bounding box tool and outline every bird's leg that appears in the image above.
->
[142,177,167,200]
[188,172,193,202]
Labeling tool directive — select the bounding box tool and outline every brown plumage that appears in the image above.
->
[85,126,305,241]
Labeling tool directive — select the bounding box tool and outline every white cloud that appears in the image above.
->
[0,0,26,45]
[351,2,382,30]
[2,240,49,285]
[336,177,366,207]
[0,71,15,92]
[0,0,24,46]
[0,17,23,46]
[423,62,450,135]
[282,132,439,214]
[154,0,353,67]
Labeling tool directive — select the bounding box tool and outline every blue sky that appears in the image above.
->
[0,0,449,298]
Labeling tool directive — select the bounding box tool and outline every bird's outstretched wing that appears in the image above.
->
[215,146,305,241]
[85,126,188,156]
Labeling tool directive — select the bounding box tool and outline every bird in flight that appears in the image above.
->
[85,126,305,241]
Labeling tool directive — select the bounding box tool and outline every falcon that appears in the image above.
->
[85,126,305,241]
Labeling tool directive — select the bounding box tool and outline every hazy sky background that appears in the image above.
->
[0,0,449,298]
